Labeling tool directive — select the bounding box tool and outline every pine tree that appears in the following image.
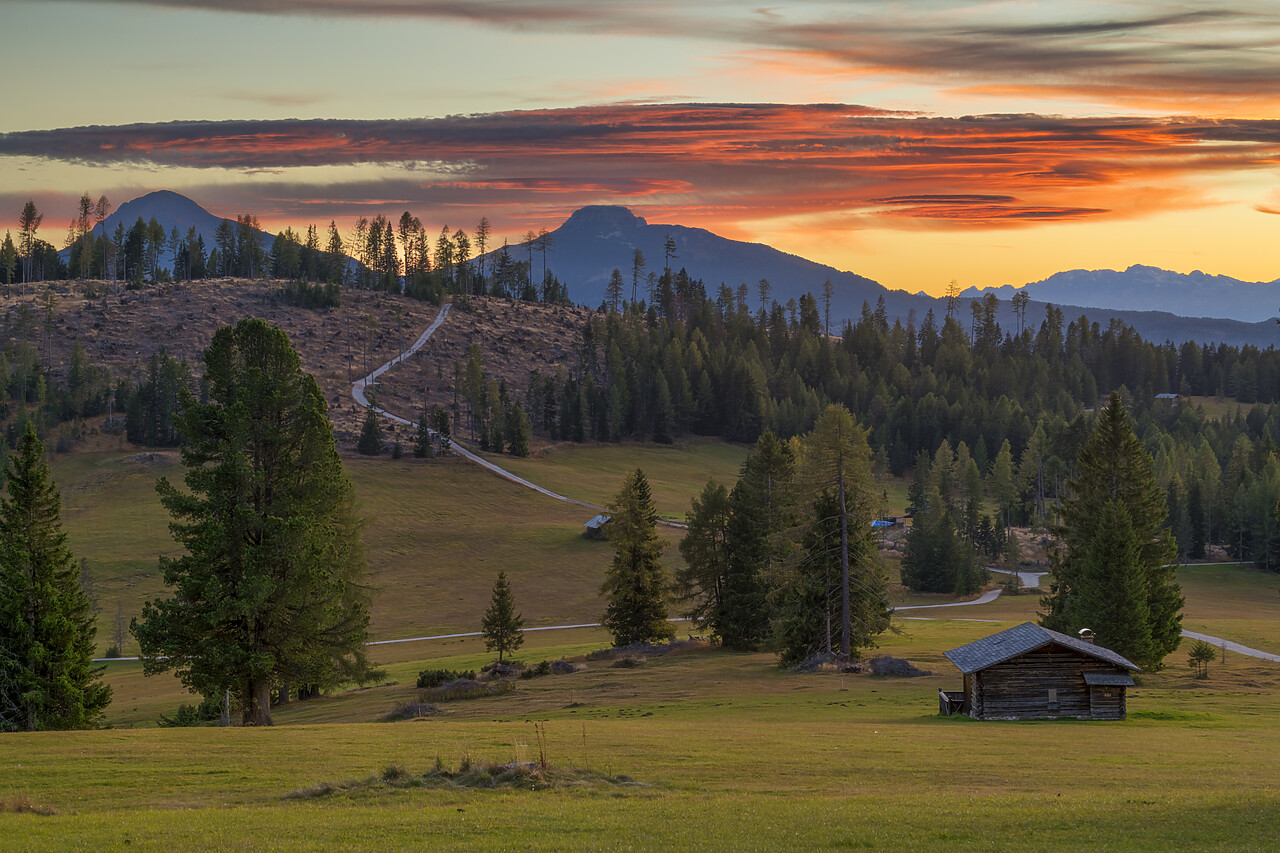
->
[414,410,433,458]
[0,425,111,731]
[1072,499,1156,665]
[601,468,673,646]
[132,320,375,726]
[506,402,532,457]
[722,430,796,649]
[776,489,888,666]
[481,572,524,664]
[676,480,732,638]
[357,407,383,455]
[1043,391,1182,669]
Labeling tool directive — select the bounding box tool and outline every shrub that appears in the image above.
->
[383,701,441,722]
[417,679,514,703]
[416,668,475,689]
[156,696,222,727]
[869,656,932,677]
[520,660,553,679]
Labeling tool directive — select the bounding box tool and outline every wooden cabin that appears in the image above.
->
[940,622,1140,721]
[582,514,611,540]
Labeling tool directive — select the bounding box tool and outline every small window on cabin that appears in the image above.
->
[1047,688,1057,703]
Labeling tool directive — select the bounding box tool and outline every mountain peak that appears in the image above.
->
[563,205,647,231]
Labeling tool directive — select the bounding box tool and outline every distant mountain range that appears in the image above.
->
[529,205,1280,348]
[88,192,1280,348]
[961,266,1280,325]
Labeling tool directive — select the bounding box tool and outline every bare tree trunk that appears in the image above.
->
[839,467,851,663]
[244,680,274,726]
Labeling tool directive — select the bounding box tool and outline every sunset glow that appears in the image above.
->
[3,0,1278,294]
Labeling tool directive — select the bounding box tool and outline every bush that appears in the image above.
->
[103,645,121,659]
[869,656,932,677]
[520,660,553,679]
[157,696,221,727]
[383,701,441,722]
[416,668,475,689]
[417,679,514,703]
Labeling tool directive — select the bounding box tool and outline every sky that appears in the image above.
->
[1,0,1278,296]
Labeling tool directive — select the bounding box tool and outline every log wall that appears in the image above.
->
[970,644,1130,720]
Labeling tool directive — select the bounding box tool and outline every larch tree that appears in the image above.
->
[795,404,888,662]
[1042,391,1182,669]
[481,571,524,664]
[601,468,673,646]
[18,200,42,285]
[606,268,624,312]
[132,320,376,726]
[631,248,645,304]
[0,425,111,732]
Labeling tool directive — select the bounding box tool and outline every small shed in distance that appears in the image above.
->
[941,622,1140,721]
[582,514,611,540]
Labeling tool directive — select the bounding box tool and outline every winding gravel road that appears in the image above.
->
[341,305,1279,664]
[352,301,686,522]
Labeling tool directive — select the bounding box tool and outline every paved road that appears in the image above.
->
[987,566,1049,588]
[891,589,1003,611]
[1181,629,1280,663]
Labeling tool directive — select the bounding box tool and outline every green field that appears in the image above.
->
[6,610,1280,851]
[480,438,749,520]
[10,440,1278,850]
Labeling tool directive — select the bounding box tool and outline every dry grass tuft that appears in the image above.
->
[0,794,57,816]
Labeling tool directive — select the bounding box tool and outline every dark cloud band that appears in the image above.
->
[4,104,1277,228]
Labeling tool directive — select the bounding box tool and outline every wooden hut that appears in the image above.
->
[582,514,611,540]
[940,622,1139,721]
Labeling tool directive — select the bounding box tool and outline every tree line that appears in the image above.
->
[516,272,1280,570]
[4,198,573,310]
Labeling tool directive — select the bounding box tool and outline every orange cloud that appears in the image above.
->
[3,105,1278,237]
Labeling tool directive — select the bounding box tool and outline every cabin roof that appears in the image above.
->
[944,622,1141,675]
[583,514,611,530]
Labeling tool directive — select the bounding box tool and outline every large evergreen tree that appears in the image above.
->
[133,320,375,726]
[601,468,673,646]
[676,480,732,638]
[1042,391,1182,669]
[722,430,796,649]
[481,571,524,664]
[796,404,886,662]
[0,425,110,731]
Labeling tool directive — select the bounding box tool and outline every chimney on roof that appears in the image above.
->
[1077,628,1096,645]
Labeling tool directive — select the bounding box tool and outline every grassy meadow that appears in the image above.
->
[8,438,1277,850]
[5,609,1280,851]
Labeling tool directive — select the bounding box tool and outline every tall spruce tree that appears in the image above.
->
[723,430,796,649]
[0,425,110,731]
[133,320,375,726]
[776,489,889,667]
[676,480,732,638]
[601,468,673,646]
[481,571,524,664]
[1042,391,1182,669]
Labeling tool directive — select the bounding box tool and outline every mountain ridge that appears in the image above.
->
[960,264,1280,324]
[81,191,1280,347]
